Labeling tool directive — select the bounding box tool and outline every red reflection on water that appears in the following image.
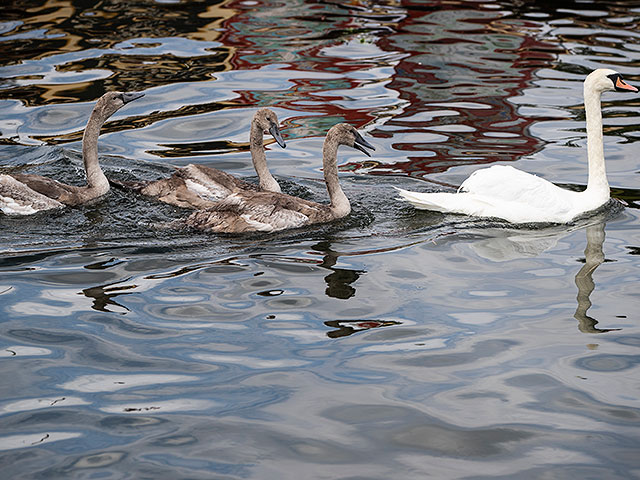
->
[0,0,566,176]
[216,1,562,178]
[362,2,561,177]
[218,0,382,128]
[324,319,402,338]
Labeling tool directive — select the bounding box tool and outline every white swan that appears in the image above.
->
[396,69,638,224]
[185,123,375,233]
[122,108,286,209]
[0,91,144,215]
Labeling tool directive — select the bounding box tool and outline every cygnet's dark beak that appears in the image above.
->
[269,122,286,148]
[122,92,145,104]
[352,131,375,157]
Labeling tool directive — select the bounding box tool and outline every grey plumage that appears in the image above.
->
[0,91,144,215]
[186,123,375,233]
[120,108,286,209]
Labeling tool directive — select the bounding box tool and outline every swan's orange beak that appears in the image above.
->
[615,76,638,92]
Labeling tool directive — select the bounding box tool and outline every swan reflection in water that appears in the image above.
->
[574,222,621,334]
[78,241,400,338]
[309,241,404,338]
[79,223,618,334]
[469,219,621,334]
[311,241,365,300]
[82,281,132,314]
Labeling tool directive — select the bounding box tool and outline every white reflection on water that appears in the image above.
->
[0,432,82,451]
[448,311,502,325]
[0,345,52,357]
[469,229,564,261]
[0,396,89,415]
[99,398,218,414]
[191,353,311,369]
[59,374,199,393]
[359,337,447,353]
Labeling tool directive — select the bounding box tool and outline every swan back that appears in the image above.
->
[124,107,286,208]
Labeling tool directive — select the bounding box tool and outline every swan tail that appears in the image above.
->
[394,187,461,213]
[0,174,63,215]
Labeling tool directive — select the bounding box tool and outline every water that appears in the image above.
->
[1,1,640,478]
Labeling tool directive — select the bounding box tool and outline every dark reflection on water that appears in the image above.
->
[82,279,134,314]
[311,241,366,299]
[1,1,234,102]
[324,319,402,338]
[573,223,622,334]
[2,0,640,479]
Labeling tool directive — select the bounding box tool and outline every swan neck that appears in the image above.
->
[322,137,350,218]
[584,84,609,197]
[250,121,280,192]
[82,106,109,195]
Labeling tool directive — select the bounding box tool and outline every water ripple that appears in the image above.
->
[1,1,640,479]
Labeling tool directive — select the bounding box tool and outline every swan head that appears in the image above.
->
[93,91,145,119]
[586,69,638,94]
[254,108,286,148]
[328,123,376,157]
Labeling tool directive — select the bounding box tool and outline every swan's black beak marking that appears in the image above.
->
[122,92,145,104]
[608,74,638,93]
[269,122,286,149]
[352,131,375,157]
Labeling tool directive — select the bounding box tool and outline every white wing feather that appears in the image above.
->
[395,165,591,224]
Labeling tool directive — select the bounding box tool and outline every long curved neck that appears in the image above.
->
[81,107,110,196]
[250,121,280,193]
[322,137,350,218]
[584,84,609,199]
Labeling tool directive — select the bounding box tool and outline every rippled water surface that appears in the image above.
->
[1,1,640,478]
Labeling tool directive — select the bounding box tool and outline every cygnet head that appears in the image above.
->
[93,91,145,120]
[586,68,638,94]
[255,108,286,148]
[326,123,376,157]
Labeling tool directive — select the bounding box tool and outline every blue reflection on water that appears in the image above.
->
[1,1,640,479]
